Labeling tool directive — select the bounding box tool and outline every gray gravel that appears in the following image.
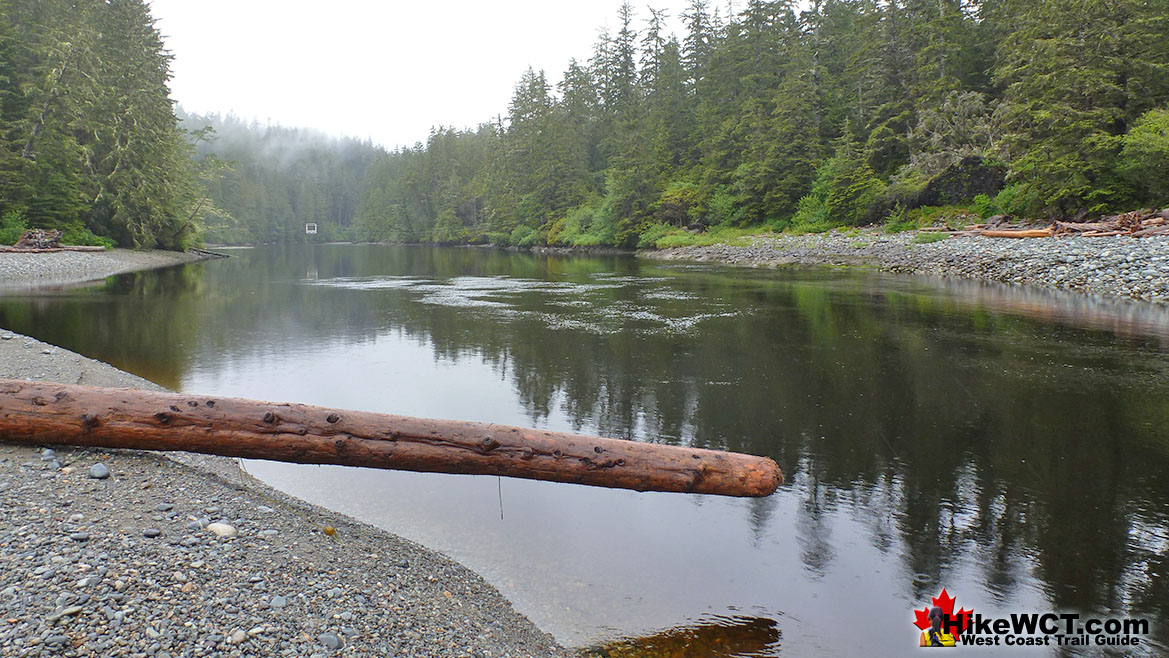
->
[0,335,570,657]
[648,230,1169,303]
[0,250,203,289]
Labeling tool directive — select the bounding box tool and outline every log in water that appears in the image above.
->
[0,379,782,497]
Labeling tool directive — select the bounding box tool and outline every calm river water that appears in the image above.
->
[3,244,1169,656]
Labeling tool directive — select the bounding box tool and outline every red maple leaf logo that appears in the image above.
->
[913,588,972,637]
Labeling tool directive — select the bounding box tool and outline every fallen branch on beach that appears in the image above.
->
[0,380,782,498]
[923,208,1169,239]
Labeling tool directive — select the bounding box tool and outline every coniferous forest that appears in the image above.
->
[352,0,1169,248]
[0,0,206,249]
[3,0,1169,249]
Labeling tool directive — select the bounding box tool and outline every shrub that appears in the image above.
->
[912,232,949,244]
[61,225,115,248]
[1120,107,1169,203]
[0,209,29,245]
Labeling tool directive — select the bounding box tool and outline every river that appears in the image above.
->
[2,244,1167,656]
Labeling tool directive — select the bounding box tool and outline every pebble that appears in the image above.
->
[68,531,90,542]
[318,632,343,650]
[88,463,111,479]
[269,595,288,608]
[206,522,237,538]
[143,527,162,538]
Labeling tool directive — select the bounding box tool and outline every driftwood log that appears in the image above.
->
[0,380,782,497]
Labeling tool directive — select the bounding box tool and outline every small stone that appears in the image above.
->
[269,595,288,608]
[69,532,90,542]
[45,635,69,646]
[206,522,237,538]
[143,528,161,538]
[318,632,343,650]
[1,334,13,340]
[40,449,57,461]
[229,630,248,644]
[172,571,187,583]
[88,463,110,479]
[156,503,173,512]
[260,529,278,537]
[181,582,197,593]
[46,605,84,622]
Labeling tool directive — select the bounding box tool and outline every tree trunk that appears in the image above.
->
[0,380,782,497]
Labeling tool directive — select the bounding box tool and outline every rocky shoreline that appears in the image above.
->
[0,250,572,657]
[645,229,1169,304]
[0,249,206,289]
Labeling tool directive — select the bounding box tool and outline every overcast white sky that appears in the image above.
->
[149,0,700,150]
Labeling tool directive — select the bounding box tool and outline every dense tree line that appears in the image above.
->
[355,0,1169,248]
[0,0,205,249]
[178,111,384,244]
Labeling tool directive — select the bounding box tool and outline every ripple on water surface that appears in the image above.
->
[305,273,743,335]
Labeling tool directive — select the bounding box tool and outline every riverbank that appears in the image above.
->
[0,332,571,657]
[644,229,1169,303]
[0,249,207,289]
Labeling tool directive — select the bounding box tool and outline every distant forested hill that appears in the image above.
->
[354,0,1169,248]
[0,0,203,249]
[177,111,386,244]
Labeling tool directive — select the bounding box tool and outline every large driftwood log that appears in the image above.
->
[979,227,1054,238]
[0,380,782,497]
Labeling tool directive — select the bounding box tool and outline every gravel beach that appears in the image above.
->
[647,230,1169,303]
[0,250,572,657]
[0,250,205,289]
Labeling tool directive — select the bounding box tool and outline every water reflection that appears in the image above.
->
[583,616,781,658]
[0,244,1167,655]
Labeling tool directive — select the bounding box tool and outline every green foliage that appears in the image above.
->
[972,194,996,218]
[992,0,1169,217]
[991,184,1043,218]
[548,198,613,246]
[0,208,28,245]
[705,185,746,227]
[912,232,950,244]
[883,205,915,233]
[636,222,679,249]
[61,225,115,248]
[789,159,837,233]
[1120,107,1169,203]
[824,131,886,226]
[655,180,702,227]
